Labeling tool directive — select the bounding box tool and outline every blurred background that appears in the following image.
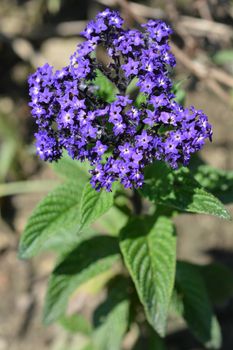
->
[0,0,233,349]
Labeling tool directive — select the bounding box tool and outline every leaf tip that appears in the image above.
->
[42,313,52,326]
[42,302,56,326]
[221,208,232,221]
[149,310,167,338]
[18,241,29,260]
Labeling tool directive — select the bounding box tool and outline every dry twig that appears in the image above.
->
[195,0,213,21]
[171,43,232,105]
[97,0,232,42]
[179,16,233,42]
[97,0,233,104]
[97,0,165,20]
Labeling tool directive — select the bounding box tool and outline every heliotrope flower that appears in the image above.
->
[28,9,212,191]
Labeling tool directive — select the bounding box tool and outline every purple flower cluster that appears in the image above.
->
[28,9,212,191]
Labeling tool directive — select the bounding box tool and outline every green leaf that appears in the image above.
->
[175,261,222,349]
[59,313,92,335]
[93,276,130,350]
[51,152,90,183]
[95,205,128,236]
[193,164,233,204]
[133,331,167,350]
[170,289,184,316]
[141,161,231,220]
[135,92,147,107]
[212,50,233,65]
[172,80,186,106]
[19,179,114,259]
[174,88,186,106]
[119,216,177,336]
[148,331,167,350]
[93,69,118,103]
[0,139,17,181]
[43,235,120,325]
[199,262,233,304]
[81,344,95,350]
[126,77,138,95]
[80,183,115,230]
[19,181,85,259]
[0,179,58,197]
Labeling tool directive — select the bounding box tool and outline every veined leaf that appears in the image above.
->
[19,181,84,259]
[141,161,230,220]
[59,313,92,335]
[19,179,114,258]
[43,235,120,324]
[193,164,233,204]
[51,152,90,183]
[175,261,222,349]
[120,216,177,336]
[199,262,233,304]
[93,276,130,350]
[95,205,128,236]
[80,183,115,230]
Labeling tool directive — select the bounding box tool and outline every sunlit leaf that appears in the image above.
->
[141,161,230,220]
[93,276,130,350]
[44,235,120,324]
[120,215,176,336]
[19,181,84,258]
[80,183,115,230]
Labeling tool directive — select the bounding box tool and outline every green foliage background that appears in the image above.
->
[18,78,233,349]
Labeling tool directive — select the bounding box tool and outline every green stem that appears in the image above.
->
[0,180,60,197]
